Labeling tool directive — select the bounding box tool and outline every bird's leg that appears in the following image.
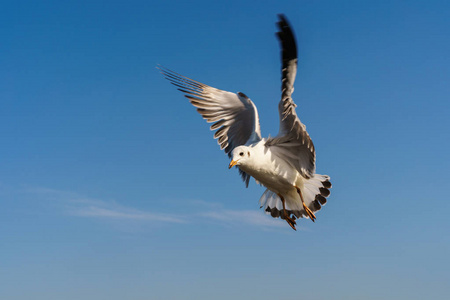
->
[295,186,316,222]
[277,193,296,231]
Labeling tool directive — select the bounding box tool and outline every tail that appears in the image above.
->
[259,174,332,220]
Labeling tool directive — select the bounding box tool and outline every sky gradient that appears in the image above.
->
[1,1,450,299]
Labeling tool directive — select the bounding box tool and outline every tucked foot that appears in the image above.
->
[284,212,297,231]
[302,202,316,222]
[278,193,297,231]
[295,186,317,223]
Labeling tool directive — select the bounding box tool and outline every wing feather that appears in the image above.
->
[266,14,316,178]
[158,66,261,186]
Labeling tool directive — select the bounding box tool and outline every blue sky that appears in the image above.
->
[1,0,449,299]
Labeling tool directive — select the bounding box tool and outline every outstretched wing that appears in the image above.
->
[266,14,316,179]
[158,66,262,186]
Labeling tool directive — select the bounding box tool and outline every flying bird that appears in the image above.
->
[158,15,331,230]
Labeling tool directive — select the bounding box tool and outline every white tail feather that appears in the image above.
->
[259,173,331,220]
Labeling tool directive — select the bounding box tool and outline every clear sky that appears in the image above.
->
[1,1,449,299]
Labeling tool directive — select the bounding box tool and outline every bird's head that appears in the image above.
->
[228,146,253,169]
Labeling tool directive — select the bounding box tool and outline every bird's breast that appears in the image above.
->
[239,153,298,192]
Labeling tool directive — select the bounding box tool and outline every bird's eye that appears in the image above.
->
[239,152,244,157]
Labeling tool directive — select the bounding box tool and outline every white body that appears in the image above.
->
[237,140,301,192]
[231,141,329,219]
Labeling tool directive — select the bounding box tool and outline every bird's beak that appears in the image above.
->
[228,160,238,169]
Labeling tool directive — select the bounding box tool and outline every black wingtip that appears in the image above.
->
[275,14,297,60]
[277,14,288,23]
[276,14,292,29]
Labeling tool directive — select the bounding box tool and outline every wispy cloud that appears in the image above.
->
[71,205,185,223]
[22,186,106,206]
[200,209,286,228]
[19,185,186,224]
[8,184,289,230]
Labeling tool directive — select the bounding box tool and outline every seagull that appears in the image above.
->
[158,14,331,230]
